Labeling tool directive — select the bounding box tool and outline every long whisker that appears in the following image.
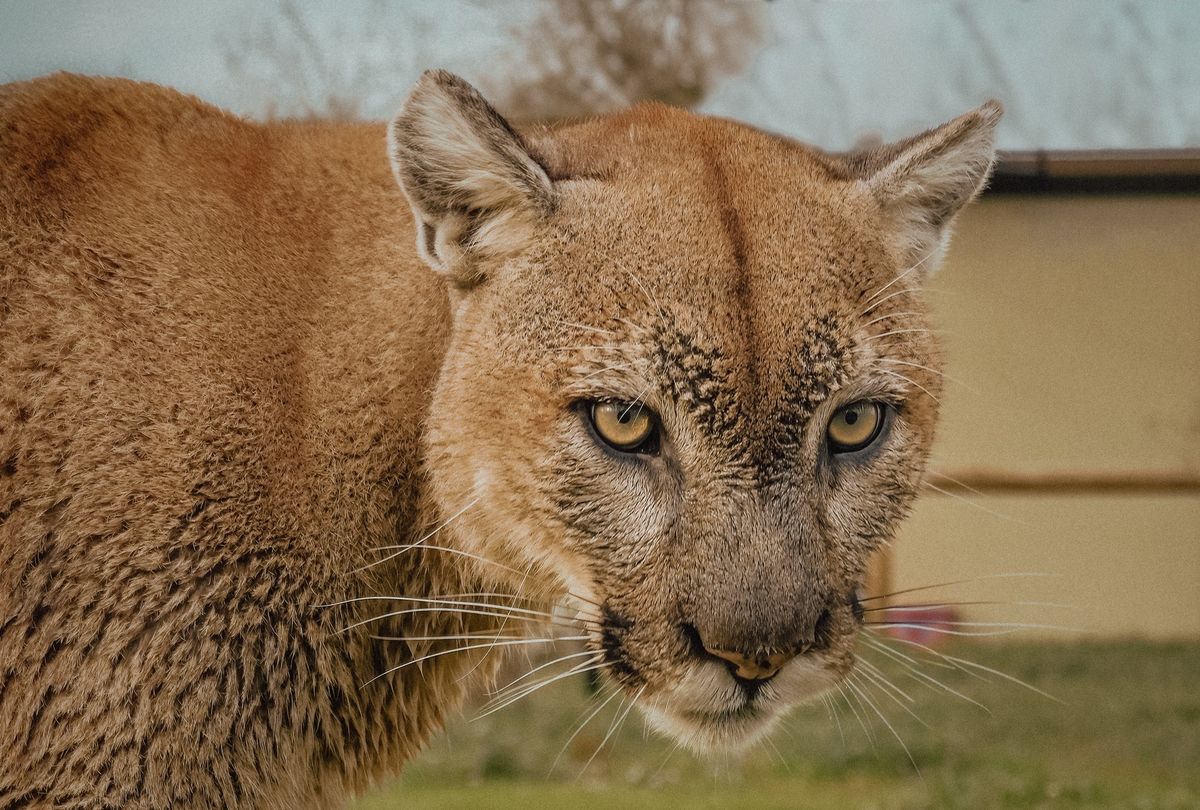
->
[864,619,1080,632]
[478,657,609,718]
[846,674,922,779]
[878,368,941,404]
[861,286,917,317]
[340,606,588,634]
[620,383,655,419]
[362,637,587,688]
[650,738,684,783]
[571,363,636,385]
[863,327,945,342]
[862,623,1047,638]
[458,564,534,684]
[549,344,627,353]
[551,683,624,774]
[763,736,791,772]
[861,250,935,308]
[921,481,1028,525]
[821,693,846,746]
[553,319,615,336]
[859,572,1059,603]
[924,468,994,500]
[367,632,525,643]
[859,635,991,713]
[861,599,1076,614]
[353,497,479,573]
[878,358,980,395]
[329,594,573,621]
[937,651,1066,704]
[622,265,669,324]
[323,591,603,621]
[865,631,1063,703]
[482,648,604,705]
[862,311,921,330]
[579,685,645,777]
[345,590,606,613]
[856,657,917,707]
[834,681,875,746]
[362,542,529,577]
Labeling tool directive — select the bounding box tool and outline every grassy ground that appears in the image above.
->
[351,640,1199,809]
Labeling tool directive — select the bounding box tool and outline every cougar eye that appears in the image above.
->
[827,401,885,454]
[589,401,658,454]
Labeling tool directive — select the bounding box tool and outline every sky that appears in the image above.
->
[1,0,1198,150]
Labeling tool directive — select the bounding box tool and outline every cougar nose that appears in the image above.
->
[702,645,794,682]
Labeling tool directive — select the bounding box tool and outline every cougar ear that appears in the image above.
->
[850,100,1002,274]
[388,70,555,286]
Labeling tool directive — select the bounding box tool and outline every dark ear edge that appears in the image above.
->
[388,70,555,285]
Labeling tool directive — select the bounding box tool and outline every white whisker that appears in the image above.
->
[551,683,624,774]
[340,606,584,634]
[866,619,1080,633]
[331,594,565,621]
[857,656,916,705]
[553,319,615,336]
[549,344,626,353]
[622,264,669,325]
[579,685,644,777]
[362,636,586,688]
[859,635,991,713]
[860,599,1076,614]
[863,623,1037,637]
[861,254,926,308]
[478,657,609,718]
[489,649,598,696]
[861,286,917,317]
[363,542,528,576]
[859,572,1060,603]
[879,358,979,395]
[821,693,846,746]
[353,497,479,573]
[572,362,637,385]
[862,310,922,330]
[878,368,941,404]
[863,327,943,342]
[368,632,523,643]
[869,632,1063,703]
[847,674,922,779]
[834,681,875,746]
[922,481,1028,525]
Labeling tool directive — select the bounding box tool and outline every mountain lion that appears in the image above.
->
[0,70,999,807]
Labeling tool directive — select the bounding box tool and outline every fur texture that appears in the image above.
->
[0,71,999,807]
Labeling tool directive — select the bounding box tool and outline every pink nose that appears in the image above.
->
[702,646,794,681]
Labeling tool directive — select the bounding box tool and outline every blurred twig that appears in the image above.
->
[483,0,767,122]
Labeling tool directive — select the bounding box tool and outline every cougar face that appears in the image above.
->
[391,71,999,752]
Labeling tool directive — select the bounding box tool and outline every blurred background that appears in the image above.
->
[3,1,1197,807]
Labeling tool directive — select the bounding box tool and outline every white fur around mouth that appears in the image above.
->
[639,693,781,753]
[630,655,842,753]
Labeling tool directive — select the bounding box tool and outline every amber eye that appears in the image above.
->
[827,401,885,453]
[589,402,658,453]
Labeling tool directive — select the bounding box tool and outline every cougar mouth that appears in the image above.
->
[591,604,854,753]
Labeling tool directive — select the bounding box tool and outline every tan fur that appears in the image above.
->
[0,71,998,807]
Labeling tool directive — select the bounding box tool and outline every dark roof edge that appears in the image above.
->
[989,150,1200,194]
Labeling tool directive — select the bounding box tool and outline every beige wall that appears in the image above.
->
[888,195,1200,638]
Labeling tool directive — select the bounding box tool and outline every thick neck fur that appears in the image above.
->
[0,74,496,808]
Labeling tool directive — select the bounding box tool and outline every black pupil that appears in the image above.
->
[618,407,636,424]
[844,409,860,425]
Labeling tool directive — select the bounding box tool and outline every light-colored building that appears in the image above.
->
[886,167,1200,639]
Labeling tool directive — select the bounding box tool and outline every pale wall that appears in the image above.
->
[889,194,1200,638]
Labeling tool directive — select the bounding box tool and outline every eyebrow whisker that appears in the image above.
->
[877,368,941,404]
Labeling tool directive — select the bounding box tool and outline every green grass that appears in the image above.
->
[351,640,1200,809]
